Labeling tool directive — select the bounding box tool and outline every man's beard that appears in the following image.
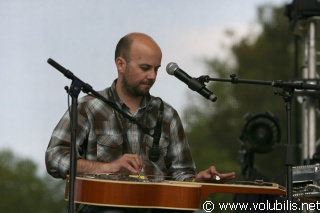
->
[121,71,154,97]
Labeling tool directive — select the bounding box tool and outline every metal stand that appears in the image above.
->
[276,85,294,212]
[47,58,93,213]
[293,17,320,164]
[198,74,320,212]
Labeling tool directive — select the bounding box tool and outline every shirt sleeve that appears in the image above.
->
[45,104,90,179]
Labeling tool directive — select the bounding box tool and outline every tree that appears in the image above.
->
[0,149,66,213]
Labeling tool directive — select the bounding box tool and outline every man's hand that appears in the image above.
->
[108,153,144,174]
[194,166,235,182]
[77,154,144,175]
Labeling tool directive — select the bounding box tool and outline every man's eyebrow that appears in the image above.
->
[140,64,161,68]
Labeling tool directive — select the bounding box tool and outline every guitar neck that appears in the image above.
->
[199,181,285,201]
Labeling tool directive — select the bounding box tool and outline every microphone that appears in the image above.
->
[166,62,217,102]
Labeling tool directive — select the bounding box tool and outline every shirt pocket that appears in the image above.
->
[96,133,123,162]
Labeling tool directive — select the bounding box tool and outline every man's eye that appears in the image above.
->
[141,66,150,71]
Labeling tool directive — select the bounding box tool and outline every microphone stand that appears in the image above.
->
[47,58,95,213]
[66,80,80,213]
[47,58,158,213]
[199,74,320,213]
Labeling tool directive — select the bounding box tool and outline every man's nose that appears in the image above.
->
[147,70,157,80]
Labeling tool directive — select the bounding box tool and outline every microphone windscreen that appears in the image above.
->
[166,62,178,75]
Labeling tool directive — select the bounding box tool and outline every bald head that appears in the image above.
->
[114,32,162,105]
[114,32,161,62]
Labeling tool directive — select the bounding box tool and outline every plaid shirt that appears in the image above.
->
[45,80,196,181]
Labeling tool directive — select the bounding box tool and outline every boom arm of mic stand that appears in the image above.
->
[201,74,273,86]
[202,74,320,90]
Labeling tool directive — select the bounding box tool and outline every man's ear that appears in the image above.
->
[115,57,126,74]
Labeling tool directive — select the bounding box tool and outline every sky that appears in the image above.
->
[0,0,290,174]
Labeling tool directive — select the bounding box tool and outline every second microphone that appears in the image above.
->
[166,62,217,102]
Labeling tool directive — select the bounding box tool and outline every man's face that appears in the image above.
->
[121,40,162,97]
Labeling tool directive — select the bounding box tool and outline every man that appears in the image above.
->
[46,32,235,213]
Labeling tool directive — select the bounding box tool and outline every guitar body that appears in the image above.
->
[66,176,202,210]
[66,176,286,210]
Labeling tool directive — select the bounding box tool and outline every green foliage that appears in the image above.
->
[184,4,309,210]
[0,149,66,213]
